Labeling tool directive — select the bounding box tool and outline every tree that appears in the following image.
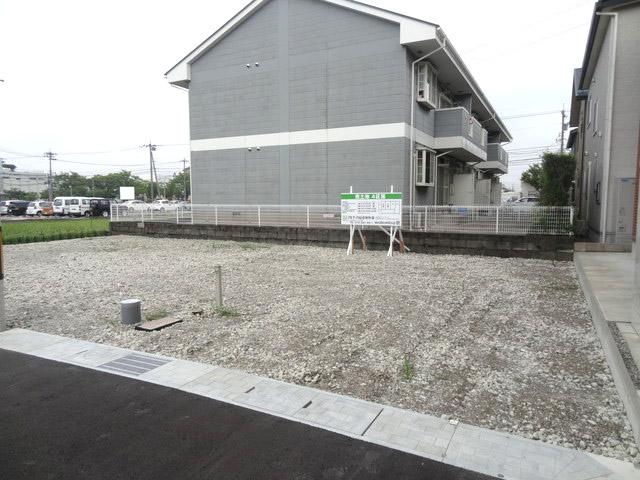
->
[1,189,39,201]
[164,170,190,200]
[520,164,544,191]
[52,172,90,197]
[90,171,149,199]
[539,152,575,206]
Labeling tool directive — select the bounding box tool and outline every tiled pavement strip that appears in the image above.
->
[0,328,637,480]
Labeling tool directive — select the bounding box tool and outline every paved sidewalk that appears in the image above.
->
[0,328,637,480]
[575,253,640,369]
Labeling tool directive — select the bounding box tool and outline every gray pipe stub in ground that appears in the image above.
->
[120,299,141,325]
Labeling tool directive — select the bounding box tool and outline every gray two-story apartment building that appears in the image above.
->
[568,0,640,245]
[166,0,512,207]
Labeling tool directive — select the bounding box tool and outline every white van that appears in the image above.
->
[53,197,74,216]
[68,197,96,217]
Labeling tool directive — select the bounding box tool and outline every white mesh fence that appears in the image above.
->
[112,204,573,236]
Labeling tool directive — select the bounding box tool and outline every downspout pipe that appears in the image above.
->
[596,11,617,243]
[409,37,446,211]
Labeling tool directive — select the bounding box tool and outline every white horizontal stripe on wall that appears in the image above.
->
[191,123,412,151]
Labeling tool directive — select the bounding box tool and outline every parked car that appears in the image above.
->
[89,198,127,217]
[0,200,21,215]
[26,200,53,216]
[149,199,176,213]
[123,199,146,212]
[7,200,30,216]
[68,197,96,217]
[513,196,539,206]
[53,197,73,216]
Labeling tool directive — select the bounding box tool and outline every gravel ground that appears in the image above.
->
[4,235,638,463]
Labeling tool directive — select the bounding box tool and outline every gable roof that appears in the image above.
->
[579,0,640,89]
[165,0,511,141]
[165,0,439,86]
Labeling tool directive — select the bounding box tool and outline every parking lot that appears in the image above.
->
[3,235,637,462]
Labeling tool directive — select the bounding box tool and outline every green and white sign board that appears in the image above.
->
[340,192,402,226]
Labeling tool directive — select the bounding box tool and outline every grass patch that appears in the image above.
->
[2,218,110,244]
[214,305,239,317]
[402,354,414,381]
[145,309,168,322]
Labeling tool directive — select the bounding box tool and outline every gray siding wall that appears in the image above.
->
[582,6,640,243]
[192,138,407,204]
[188,0,411,205]
[189,0,408,138]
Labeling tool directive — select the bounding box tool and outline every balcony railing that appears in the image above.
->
[434,107,487,160]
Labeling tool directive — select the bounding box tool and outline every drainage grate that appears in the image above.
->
[99,353,170,376]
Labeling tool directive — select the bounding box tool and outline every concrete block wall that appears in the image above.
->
[111,222,574,260]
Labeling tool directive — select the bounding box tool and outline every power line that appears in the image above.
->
[502,110,562,120]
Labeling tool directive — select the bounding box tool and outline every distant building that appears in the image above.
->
[0,165,48,196]
[520,181,539,199]
[166,0,512,208]
[568,0,640,244]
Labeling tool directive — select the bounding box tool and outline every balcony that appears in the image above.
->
[475,143,508,174]
[433,107,487,163]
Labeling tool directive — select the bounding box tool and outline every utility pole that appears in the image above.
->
[560,106,567,154]
[181,158,188,200]
[44,151,56,201]
[142,143,157,201]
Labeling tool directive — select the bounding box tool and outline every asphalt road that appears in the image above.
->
[0,349,496,480]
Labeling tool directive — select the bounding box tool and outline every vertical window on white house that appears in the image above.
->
[415,149,435,186]
[593,99,599,134]
[587,97,592,127]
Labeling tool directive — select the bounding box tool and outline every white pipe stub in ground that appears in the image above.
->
[120,299,141,325]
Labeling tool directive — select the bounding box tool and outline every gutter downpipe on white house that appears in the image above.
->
[596,11,618,244]
[409,36,446,218]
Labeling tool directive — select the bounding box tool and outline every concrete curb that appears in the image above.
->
[574,254,640,446]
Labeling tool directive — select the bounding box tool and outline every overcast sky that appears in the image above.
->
[0,0,595,188]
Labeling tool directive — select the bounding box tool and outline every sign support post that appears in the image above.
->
[340,187,404,256]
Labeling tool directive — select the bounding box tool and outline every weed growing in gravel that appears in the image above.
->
[239,242,271,251]
[402,354,414,380]
[214,305,239,317]
[145,309,168,321]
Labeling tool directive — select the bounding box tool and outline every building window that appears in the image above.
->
[415,149,435,186]
[439,92,453,109]
[587,97,592,127]
[417,62,438,106]
[593,99,599,134]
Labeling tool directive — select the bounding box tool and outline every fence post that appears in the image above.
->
[570,207,574,227]
[215,205,218,226]
[116,204,119,222]
[306,205,310,228]
[258,206,261,227]
[141,207,144,228]
[176,206,179,224]
[495,206,500,234]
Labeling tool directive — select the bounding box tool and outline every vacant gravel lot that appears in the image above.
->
[4,235,637,462]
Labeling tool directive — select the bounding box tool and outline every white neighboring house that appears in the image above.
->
[520,181,540,199]
[0,165,48,195]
